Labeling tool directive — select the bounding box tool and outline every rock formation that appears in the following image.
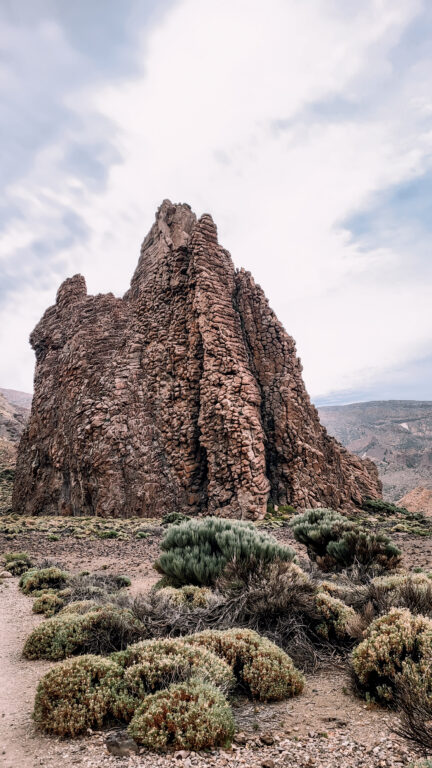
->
[13,201,381,519]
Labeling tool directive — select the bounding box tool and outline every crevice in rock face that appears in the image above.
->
[12,201,382,519]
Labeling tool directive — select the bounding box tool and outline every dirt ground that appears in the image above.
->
[0,521,431,767]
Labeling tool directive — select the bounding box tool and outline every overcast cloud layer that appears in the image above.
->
[1,0,431,404]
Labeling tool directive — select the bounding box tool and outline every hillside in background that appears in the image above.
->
[319,400,432,502]
[0,389,30,511]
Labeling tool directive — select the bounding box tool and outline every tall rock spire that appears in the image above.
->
[13,201,381,518]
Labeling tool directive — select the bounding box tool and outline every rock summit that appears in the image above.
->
[13,201,381,518]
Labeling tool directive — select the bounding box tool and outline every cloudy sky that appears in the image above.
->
[1,0,431,405]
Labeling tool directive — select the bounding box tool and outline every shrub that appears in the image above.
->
[33,655,123,737]
[155,517,295,587]
[58,600,103,616]
[290,508,401,572]
[314,592,356,640]
[111,638,235,719]
[157,585,214,609]
[161,512,191,527]
[351,608,432,703]
[97,529,119,539]
[23,606,143,660]
[369,572,432,617]
[362,498,409,515]
[396,673,432,752]
[128,680,234,750]
[186,628,304,701]
[4,551,33,576]
[33,592,64,617]
[19,567,69,595]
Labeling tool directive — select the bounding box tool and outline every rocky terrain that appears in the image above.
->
[12,201,380,519]
[319,400,432,502]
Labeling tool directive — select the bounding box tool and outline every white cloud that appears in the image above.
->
[1,0,431,398]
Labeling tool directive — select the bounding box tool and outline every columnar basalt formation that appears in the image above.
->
[13,201,381,518]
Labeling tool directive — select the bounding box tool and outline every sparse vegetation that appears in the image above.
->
[3,551,33,575]
[19,567,69,595]
[155,516,295,587]
[128,680,234,750]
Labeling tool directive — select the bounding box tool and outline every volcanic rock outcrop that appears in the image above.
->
[13,201,381,519]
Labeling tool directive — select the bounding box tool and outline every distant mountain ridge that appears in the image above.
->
[319,400,432,501]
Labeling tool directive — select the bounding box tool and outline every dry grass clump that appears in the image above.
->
[19,567,69,595]
[33,655,123,737]
[23,606,144,660]
[32,592,64,617]
[351,608,432,703]
[111,638,235,719]
[186,628,304,701]
[128,679,234,751]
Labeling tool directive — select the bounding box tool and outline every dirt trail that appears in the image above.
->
[0,579,56,767]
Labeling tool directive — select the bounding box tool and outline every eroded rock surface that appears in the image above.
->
[13,201,381,518]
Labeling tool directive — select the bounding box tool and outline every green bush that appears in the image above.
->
[111,638,235,719]
[161,512,191,527]
[128,680,234,750]
[33,655,123,737]
[19,567,69,595]
[155,517,295,587]
[97,529,119,539]
[290,508,401,572]
[362,498,409,515]
[33,592,64,617]
[351,608,432,703]
[186,628,304,701]
[4,551,33,576]
[23,606,143,660]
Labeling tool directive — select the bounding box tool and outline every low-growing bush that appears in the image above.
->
[19,567,69,595]
[23,606,144,660]
[32,592,64,617]
[186,628,304,701]
[155,517,295,587]
[157,585,214,609]
[351,608,432,703]
[362,498,409,515]
[58,600,104,616]
[314,592,356,640]
[111,638,235,719]
[4,551,33,576]
[368,572,432,617]
[396,674,432,752]
[161,512,191,527]
[128,680,234,751]
[290,508,401,573]
[33,655,123,737]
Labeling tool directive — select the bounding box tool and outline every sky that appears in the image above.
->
[1,0,431,405]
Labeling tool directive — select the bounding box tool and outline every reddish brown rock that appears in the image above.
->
[13,201,381,518]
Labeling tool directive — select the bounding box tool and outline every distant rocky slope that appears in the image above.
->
[0,389,30,511]
[319,401,432,502]
[12,201,380,519]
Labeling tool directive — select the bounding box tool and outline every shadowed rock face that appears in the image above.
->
[13,201,381,518]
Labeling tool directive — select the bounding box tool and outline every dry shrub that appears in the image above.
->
[128,680,234,751]
[351,608,432,703]
[19,567,69,595]
[111,638,234,719]
[33,655,123,737]
[58,600,104,616]
[314,592,356,640]
[186,628,304,701]
[395,673,432,752]
[157,585,215,609]
[368,572,432,617]
[23,606,144,660]
[32,592,64,617]
[4,551,33,576]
